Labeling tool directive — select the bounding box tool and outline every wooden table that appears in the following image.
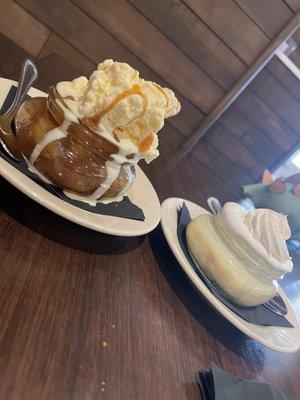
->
[1,141,300,400]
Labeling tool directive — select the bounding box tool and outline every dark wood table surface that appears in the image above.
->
[1,129,300,400]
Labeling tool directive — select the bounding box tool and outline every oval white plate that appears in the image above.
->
[0,78,161,236]
[161,197,300,353]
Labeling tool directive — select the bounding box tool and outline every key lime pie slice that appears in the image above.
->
[186,202,293,306]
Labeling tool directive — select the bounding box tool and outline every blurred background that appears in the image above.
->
[1,0,300,205]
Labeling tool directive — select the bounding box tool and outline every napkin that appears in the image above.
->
[177,202,293,327]
[197,364,296,400]
[0,85,145,221]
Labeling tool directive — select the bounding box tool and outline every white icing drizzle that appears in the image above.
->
[29,98,79,168]
[89,160,121,199]
[55,99,80,122]
[28,95,138,205]
[63,160,121,206]
[96,122,140,165]
[245,209,291,264]
[25,157,52,184]
[100,196,124,204]
[98,165,134,204]
[30,126,69,165]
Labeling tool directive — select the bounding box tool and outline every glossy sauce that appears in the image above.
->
[20,83,155,204]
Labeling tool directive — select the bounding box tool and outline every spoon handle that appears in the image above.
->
[207,197,221,214]
[5,59,38,116]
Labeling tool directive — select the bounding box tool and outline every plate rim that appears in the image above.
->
[161,197,300,353]
[0,77,161,237]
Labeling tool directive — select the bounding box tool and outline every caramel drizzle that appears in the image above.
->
[153,83,170,111]
[139,133,155,153]
[83,85,155,153]
[83,85,147,131]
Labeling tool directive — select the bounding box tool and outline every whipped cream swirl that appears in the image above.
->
[218,202,293,275]
[244,209,291,264]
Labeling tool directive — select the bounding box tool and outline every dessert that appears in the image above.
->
[186,202,293,306]
[14,60,180,204]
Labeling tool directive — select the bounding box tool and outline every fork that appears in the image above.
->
[0,59,38,160]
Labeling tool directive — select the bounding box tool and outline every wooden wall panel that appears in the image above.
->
[38,33,95,76]
[267,57,300,102]
[234,88,299,151]
[218,107,252,138]
[183,0,269,65]
[147,127,241,202]
[285,0,300,12]
[128,0,245,89]
[191,139,253,192]
[18,0,224,112]
[0,33,28,76]
[235,0,293,38]
[240,126,285,166]
[0,0,49,56]
[205,124,259,174]
[16,0,149,70]
[250,69,300,134]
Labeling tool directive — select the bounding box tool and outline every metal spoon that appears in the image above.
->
[207,196,221,214]
[0,59,38,160]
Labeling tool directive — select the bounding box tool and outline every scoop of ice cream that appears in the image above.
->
[218,202,293,274]
[56,76,88,118]
[56,59,181,163]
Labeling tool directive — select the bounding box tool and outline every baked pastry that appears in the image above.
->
[15,60,180,204]
[186,202,293,306]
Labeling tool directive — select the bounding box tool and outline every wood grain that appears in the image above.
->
[235,0,293,38]
[285,0,300,12]
[38,33,95,76]
[250,69,300,134]
[234,88,300,151]
[240,126,285,166]
[267,57,300,102]
[146,123,239,200]
[17,0,223,113]
[183,0,269,65]
[290,46,300,67]
[219,107,252,138]
[205,123,259,174]
[128,0,245,89]
[170,12,300,166]
[191,138,252,192]
[0,0,49,56]
[0,33,29,76]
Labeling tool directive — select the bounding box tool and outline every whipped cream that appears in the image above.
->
[218,202,293,275]
[56,59,180,163]
[245,209,291,264]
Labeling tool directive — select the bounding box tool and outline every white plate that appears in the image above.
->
[161,197,300,353]
[0,78,161,236]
